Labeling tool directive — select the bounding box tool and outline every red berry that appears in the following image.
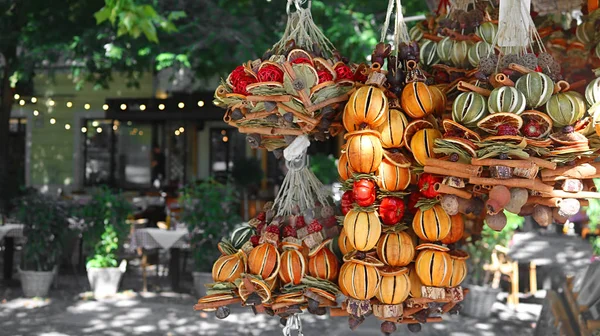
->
[418,173,442,199]
[250,235,260,247]
[522,120,542,138]
[497,125,519,136]
[323,216,338,228]
[282,226,297,238]
[379,197,406,225]
[256,222,265,234]
[353,179,377,207]
[307,220,323,234]
[266,225,280,234]
[296,216,306,228]
[256,212,266,221]
[341,190,354,215]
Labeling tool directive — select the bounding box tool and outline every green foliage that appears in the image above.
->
[94,0,184,43]
[585,179,600,255]
[73,186,133,269]
[465,211,524,286]
[231,157,264,188]
[14,191,73,272]
[179,180,241,272]
[310,153,338,185]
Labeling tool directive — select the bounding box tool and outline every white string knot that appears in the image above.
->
[282,314,304,336]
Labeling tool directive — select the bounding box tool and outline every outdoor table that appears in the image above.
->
[1,223,24,280]
[130,227,189,291]
[507,231,593,304]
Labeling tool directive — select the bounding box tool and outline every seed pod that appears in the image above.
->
[515,72,555,108]
[485,212,507,231]
[504,188,528,214]
[558,199,580,218]
[488,86,526,114]
[440,194,459,216]
[452,92,488,127]
[532,205,552,227]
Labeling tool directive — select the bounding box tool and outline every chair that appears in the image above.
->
[483,245,537,307]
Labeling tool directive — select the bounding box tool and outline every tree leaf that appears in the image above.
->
[94,7,112,24]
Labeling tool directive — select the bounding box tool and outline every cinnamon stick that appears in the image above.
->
[554,80,570,94]
[508,63,533,74]
[569,79,587,91]
[422,33,443,42]
[471,158,537,170]
[494,73,515,87]
[424,165,474,179]
[282,62,312,108]
[273,128,305,136]
[306,93,350,113]
[426,158,482,176]
[243,111,277,121]
[469,177,553,193]
[246,95,292,103]
[193,297,242,311]
[238,126,276,135]
[583,180,598,192]
[399,317,443,324]
[527,157,557,170]
[276,102,319,126]
[434,183,473,199]
[526,196,562,207]
[541,163,600,180]
[457,81,492,96]
[542,190,600,199]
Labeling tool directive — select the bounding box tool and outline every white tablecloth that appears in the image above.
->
[131,228,189,250]
[0,224,24,241]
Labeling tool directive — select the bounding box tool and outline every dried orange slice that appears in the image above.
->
[549,129,588,146]
[484,135,525,143]
[198,293,235,304]
[521,110,553,139]
[313,57,337,81]
[382,150,412,168]
[550,145,591,155]
[308,287,337,303]
[442,119,482,141]
[404,120,434,151]
[238,277,272,304]
[443,137,478,157]
[477,113,523,135]
[526,138,552,148]
[574,117,594,135]
[287,49,314,64]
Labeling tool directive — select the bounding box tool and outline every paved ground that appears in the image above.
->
[0,271,541,336]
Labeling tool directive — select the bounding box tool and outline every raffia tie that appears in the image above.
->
[271,0,335,56]
[282,314,303,336]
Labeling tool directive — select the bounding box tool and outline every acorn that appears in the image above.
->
[264,101,277,112]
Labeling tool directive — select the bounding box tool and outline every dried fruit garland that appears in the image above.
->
[213,1,367,155]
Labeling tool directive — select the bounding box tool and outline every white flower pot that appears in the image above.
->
[192,272,213,297]
[87,260,127,299]
[19,266,57,297]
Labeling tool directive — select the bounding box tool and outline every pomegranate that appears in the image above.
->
[522,120,542,138]
[497,125,519,136]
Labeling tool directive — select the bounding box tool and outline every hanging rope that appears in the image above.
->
[273,136,331,217]
[271,0,336,57]
[380,0,410,45]
[282,314,303,336]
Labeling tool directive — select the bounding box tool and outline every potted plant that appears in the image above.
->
[462,211,523,318]
[75,186,132,299]
[179,179,241,296]
[14,191,71,297]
